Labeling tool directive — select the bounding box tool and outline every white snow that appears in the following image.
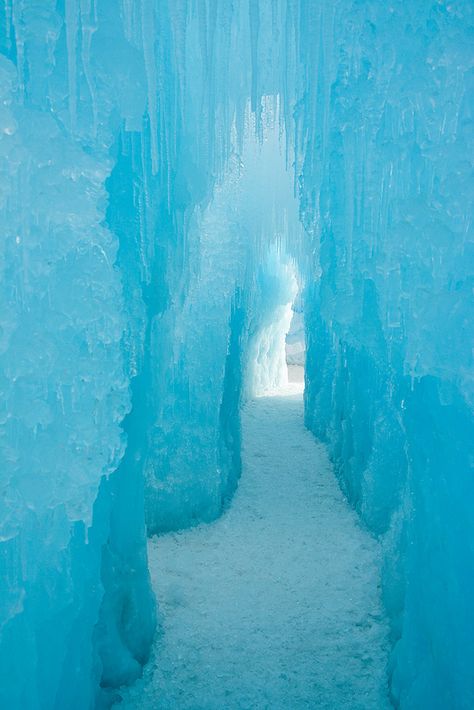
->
[118,384,390,709]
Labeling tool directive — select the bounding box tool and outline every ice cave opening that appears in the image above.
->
[247,250,304,397]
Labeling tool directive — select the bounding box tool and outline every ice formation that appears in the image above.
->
[298,4,474,707]
[0,1,472,709]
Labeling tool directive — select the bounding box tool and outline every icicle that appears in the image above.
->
[4,0,11,46]
[249,0,261,135]
[11,0,25,98]
[141,0,159,174]
[121,0,134,42]
[139,129,151,284]
[65,0,78,132]
[80,0,98,138]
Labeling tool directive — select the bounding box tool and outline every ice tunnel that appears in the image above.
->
[0,1,473,709]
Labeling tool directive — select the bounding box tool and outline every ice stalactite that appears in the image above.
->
[65,0,78,131]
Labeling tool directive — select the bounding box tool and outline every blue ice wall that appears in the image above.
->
[144,106,302,532]
[0,2,161,705]
[133,0,300,535]
[295,2,474,707]
[0,1,298,705]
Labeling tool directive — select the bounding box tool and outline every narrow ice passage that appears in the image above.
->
[119,384,390,709]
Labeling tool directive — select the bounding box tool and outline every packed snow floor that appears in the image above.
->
[118,384,390,709]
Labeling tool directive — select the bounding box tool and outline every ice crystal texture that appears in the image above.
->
[0,1,472,709]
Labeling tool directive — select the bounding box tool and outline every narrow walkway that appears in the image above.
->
[119,386,390,709]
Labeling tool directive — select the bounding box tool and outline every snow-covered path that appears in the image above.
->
[119,386,390,709]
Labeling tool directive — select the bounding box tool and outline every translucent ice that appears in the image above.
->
[297,3,474,707]
[0,1,472,708]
